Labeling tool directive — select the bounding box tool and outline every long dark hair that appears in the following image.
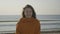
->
[22,4,36,19]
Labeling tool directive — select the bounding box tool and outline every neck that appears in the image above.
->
[25,17,33,19]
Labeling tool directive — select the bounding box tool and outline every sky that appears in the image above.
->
[0,0,60,15]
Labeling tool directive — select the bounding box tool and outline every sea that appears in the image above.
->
[0,15,60,33]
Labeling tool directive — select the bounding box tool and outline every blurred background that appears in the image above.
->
[0,0,60,34]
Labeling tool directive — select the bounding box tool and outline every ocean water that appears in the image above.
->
[0,15,60,21]
[0,15,60,33]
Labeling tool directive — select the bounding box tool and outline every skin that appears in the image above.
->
[24,8,32,18]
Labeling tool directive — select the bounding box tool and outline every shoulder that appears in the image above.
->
[35,18,40,22]
[17,18,23,24]
[34,18,40,24]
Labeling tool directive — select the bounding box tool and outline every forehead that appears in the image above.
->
[24,8,32,11]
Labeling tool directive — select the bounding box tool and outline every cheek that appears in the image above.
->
[24,12,27,16]
[28,12,32,16]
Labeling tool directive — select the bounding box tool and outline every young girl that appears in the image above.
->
[16,5,40,34]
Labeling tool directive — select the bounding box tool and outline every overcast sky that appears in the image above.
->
[0,0,60,15]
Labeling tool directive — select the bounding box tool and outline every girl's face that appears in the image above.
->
[24,8,32,18]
